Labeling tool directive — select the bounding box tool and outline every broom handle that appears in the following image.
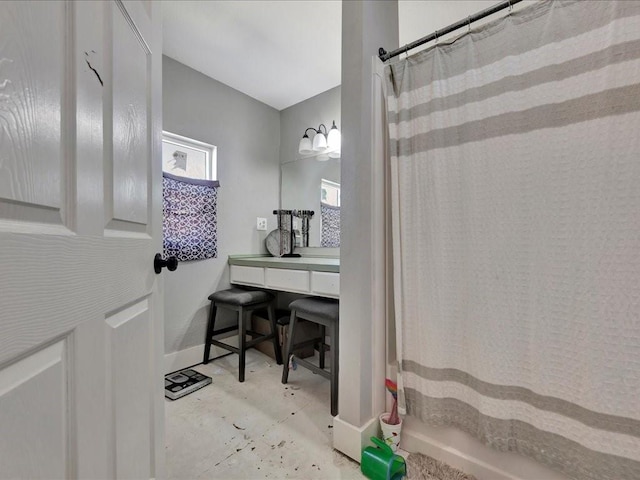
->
[389,397,400,425]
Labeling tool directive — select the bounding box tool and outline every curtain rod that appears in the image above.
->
[378,0,523,62]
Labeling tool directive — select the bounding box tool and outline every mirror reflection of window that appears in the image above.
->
[321,179,340,207]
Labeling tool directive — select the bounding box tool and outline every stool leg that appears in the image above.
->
[268,303,283,365]
[202,301,217,364]
[319,325,326,370]
[238,306,246,382]
[281,311,298,384]
[330,321,339,416]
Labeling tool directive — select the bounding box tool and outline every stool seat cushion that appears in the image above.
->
[289,297,339,322]
[208,287,273,306]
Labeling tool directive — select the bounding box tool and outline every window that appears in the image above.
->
[162,131,217,181]
[162,132,219,262]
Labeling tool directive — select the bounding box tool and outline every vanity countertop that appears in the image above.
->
[228,254,339,273]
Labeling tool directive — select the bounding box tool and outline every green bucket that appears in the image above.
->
[361,436,407,480]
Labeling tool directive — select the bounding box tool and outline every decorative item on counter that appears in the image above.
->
[269,209,315,257]
[265,229,284,257]
[379,378,403,452]
[273,209,297,257]
[295,209,314,247]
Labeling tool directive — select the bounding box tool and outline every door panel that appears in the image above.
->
[0,340,68,479]
[0,1,64,212]
[110,4,149,227]
[0,1,163,478]
[0,1,67,229]
[107,299,152,478]
[75,0,105,236]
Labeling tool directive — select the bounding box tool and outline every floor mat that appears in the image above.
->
[405,452,478,480]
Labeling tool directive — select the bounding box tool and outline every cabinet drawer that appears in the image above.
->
[265,268,310,293]
[311,271,340,297]
[230,265,265,286]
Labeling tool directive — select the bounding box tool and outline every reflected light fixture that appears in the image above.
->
[298,121,341,159]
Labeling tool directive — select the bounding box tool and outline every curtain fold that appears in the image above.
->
[385,1,640,479]
[162,172,219,262]
[320,202,340,247]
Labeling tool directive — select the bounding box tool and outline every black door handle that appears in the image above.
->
[154,253,178,274]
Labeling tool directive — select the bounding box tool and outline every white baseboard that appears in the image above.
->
[164,338,239,375]
[401,420,517,480]
[332,415,380,463]
[164,344,205,375]
[400,416,571,480]
[333,413,568,480]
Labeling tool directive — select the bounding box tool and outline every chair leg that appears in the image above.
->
[330,321,339,416]
[202,302,217,364]
[268,303,283,365]
[281,311,298,384]
[318,325,326,370]
[238,306,246,383]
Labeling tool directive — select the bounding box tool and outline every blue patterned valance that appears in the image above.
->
[163,172,219,262]
[320,202,340,248]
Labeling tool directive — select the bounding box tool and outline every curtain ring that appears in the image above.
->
[467,16,471,33]
[404,44,409,59]
[508,0,513,12]
[435,30,439,44]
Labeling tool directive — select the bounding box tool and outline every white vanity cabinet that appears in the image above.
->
[228,256,339,298]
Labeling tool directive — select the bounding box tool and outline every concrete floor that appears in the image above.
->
[165,348,365,479]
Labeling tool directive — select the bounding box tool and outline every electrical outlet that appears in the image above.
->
[256,217,267,231]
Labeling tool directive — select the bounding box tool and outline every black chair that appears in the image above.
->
[281,297,339,416]
[203,287,282,382]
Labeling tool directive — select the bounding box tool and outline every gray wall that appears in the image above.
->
[162,56,280,355]
[279,86,341,246]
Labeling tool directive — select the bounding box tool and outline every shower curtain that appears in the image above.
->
[385,1,640,479]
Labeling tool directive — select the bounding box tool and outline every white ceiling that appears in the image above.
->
[162,1,518,111]
[162,0,341,111]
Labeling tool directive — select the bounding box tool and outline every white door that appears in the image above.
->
[0,1,164,478]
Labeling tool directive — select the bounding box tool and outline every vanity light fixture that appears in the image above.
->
[298,121,341,159]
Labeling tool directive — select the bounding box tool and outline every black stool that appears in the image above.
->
[281,297,339,416]
[203,287,282,382]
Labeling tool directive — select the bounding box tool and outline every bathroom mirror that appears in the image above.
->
[280,155,340,247]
